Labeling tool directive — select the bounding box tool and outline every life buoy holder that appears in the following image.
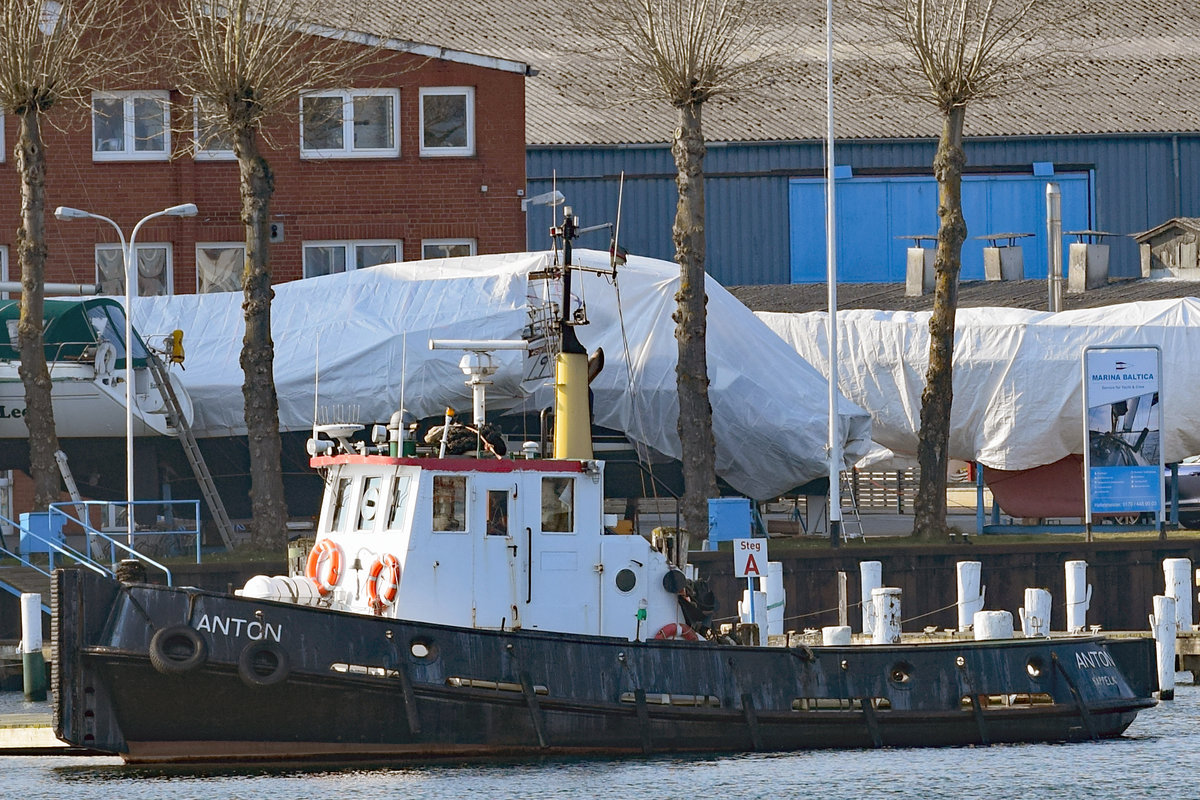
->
[653,622,700,642]
[366,553,402,613]
[305,539,343,596]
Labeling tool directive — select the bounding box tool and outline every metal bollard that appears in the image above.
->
[20,593,46,702]
[1019,587,1053,637]
[1065,560,1091,633]
[1163,558,1193,631]
[822,625,852,645]
[956,561,985,631]
[1151,595,1177,701]
[860,561,882,636]
[974,610,1014,640]
[871,587,901,644]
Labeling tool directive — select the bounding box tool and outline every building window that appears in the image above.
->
[196,244,244,293]
[422,239,476,259]
[0,246,8,300]
[96,244,172,296]
[303,240,402,278]
[419,87,474,156]
[193,98,235,160]
[92,91,170,160]
[300,89,399,158]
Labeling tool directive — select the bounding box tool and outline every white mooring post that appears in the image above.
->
[974,610,1015,640]
[1163,558,1193,631]
[822,625,852,645]
[1151,595,1177,701]
[20,593,46,702]
[1065,560,1092,633]
[1019,588,1053,637]
[956,561,985,631]
[871,587,902,644]
[860,561,882,635]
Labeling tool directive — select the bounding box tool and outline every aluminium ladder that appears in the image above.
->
[147,353,235,551]
[838,470,865,540]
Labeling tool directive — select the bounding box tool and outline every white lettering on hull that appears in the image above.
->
[195,614,282,641]
[1074,650,1115,670]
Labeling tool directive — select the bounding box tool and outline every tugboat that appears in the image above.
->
[52,216,1156,763]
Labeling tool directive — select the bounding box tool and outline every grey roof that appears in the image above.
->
[729,278,1200,314]
[365,0,1200,146]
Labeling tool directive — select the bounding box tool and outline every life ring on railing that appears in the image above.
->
[366,553,402,612]
[305,539,343,596]
[653,622,700,642]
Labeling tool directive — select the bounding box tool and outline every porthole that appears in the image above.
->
[888,661,913,685]
[410,639,435,660]
[1026,656,1045,678]
[615,568,637,593]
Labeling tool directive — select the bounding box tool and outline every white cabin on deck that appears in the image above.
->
[289,453,685,641]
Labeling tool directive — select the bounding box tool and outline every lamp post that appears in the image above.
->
[53,203,198,541]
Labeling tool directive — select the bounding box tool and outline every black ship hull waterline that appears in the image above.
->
[53,570,1157,763]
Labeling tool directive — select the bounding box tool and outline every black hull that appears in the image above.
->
[53,570,1155,764]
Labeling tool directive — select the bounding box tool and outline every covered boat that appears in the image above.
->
[0,297,193,439]
[52,235,1156,763]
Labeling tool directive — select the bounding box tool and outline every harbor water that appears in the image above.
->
[4,680,1198,799]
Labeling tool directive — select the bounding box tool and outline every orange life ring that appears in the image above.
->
[366,553,402,612]
[653,622,700,642]
[305,539,343,596]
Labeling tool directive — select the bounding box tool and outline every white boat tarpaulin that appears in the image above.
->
[757,299,1200,471]
[136,250,871,499]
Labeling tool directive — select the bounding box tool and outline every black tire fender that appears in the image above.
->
[238,640,290,688]
[149,625,208,675]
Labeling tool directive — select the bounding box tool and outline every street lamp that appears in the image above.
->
[54,203,198,542]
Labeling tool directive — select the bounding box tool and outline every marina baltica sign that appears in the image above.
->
[1082,346,1164,524]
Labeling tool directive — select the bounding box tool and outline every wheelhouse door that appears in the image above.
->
[471,475,522,629]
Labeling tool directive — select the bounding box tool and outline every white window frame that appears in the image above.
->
[196,243,246,293]
[303,239,403,278]
[96,243,174,296]
[421,239,477,260]
[0,246,8,300]
[299,88,400,159]
[92,90,171,161]
[419,86,475,157]
[192,98,235,161]
[0,116,5,163]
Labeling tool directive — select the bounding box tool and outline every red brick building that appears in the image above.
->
[0,43,531,295]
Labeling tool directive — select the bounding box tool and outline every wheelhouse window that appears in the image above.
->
[96,244,172,296]
[388,474,414,529]
[300,89,399,158]
[541,477,574,533]
[356,476,383,531]
[196,244,244,293]
[330,477,354,532]
[432,476,466,532]
[92,91,169,160]
[193,98,235,160]
[419,87,474,156]
[302,240,402,278]
[421,239,476,260]
[486,490,509,536]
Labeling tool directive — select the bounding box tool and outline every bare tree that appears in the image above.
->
[571,0,796,557]
[0,0,139,510]
[858,0,1077,539]
[163,0,397,549]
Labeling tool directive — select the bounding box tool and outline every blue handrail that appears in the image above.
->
[48,502,180,586]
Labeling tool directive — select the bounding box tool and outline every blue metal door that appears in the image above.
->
[788,172,1092,283]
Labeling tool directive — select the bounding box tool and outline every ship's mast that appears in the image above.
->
[552,208,593,460]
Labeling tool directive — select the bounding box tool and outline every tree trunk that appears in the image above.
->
[671,102,718,561]
[913,105,967,540]
[15,108,60,510]
[234,127,287,550]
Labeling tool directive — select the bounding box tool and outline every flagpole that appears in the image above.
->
[825,0,842,549]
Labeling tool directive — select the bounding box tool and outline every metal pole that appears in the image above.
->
[825,0,842,549]
[1046,183,1062,312]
